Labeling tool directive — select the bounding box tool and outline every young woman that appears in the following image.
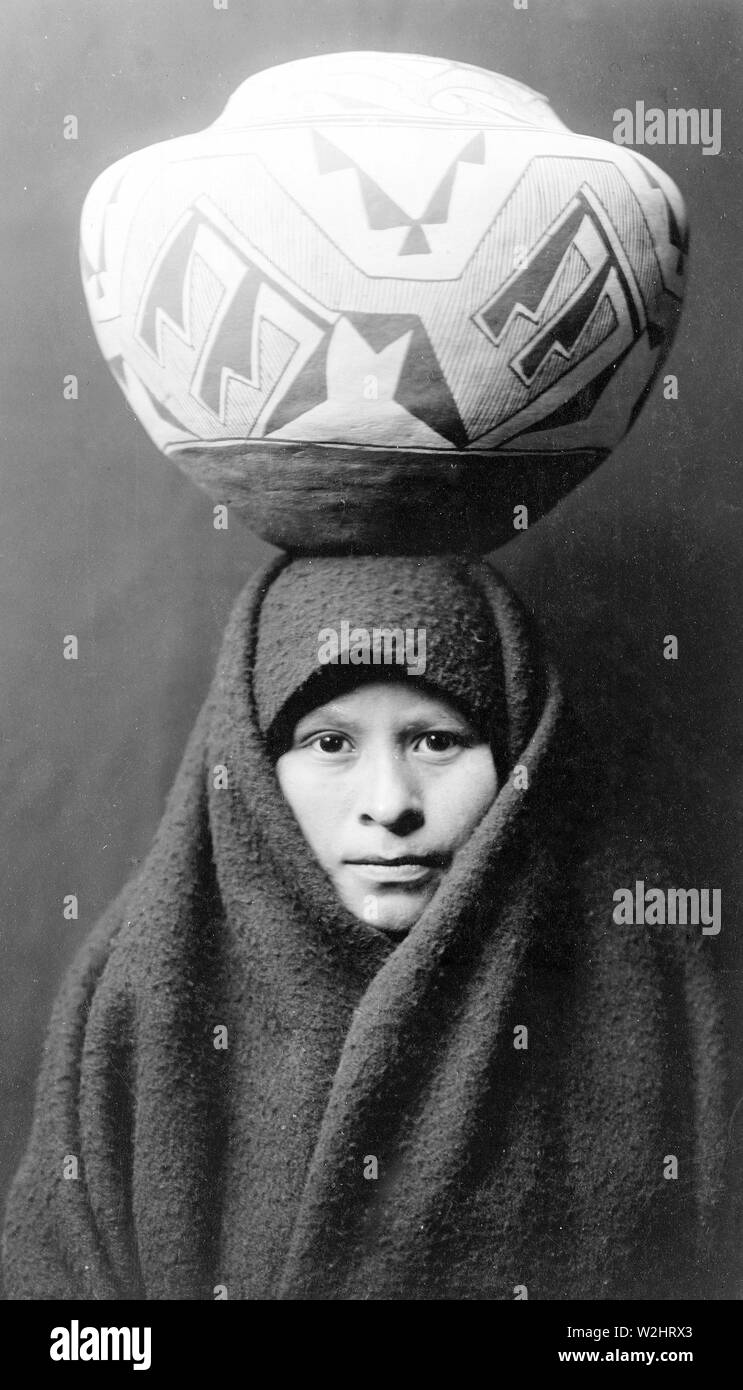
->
[2,553,733,1300]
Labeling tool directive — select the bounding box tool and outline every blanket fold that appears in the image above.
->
[2,554,734,1300]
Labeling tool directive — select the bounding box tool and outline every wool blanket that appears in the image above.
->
[2,554,735,1300]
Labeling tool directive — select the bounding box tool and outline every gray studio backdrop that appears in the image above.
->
[2,0,741,1252]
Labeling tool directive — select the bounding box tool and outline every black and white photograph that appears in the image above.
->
[0,0,740,1357]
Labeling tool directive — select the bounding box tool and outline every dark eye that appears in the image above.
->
[415,730,466,756]
[309,733,352,755]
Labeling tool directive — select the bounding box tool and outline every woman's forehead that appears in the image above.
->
[294,683,471,730]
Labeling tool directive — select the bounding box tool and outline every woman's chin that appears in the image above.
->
[345,881,438,935]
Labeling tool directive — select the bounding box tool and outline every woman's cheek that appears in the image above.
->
[278,759,350,860]
[437,752,497,843]
[276,757,319,836]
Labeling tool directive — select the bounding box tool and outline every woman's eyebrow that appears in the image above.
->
[295,705,363,731]
[295,709,472,738]
[395,703,471,726]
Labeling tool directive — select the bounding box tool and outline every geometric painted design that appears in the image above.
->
[264,312,468,447]
[313,129,485,256]
[473,188,642,394]
[628,152,690,279]
[135,204,330,431]
[80,51,688,467]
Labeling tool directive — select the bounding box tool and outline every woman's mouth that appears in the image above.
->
[345,855,448,885]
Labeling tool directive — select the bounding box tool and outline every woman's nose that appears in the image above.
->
[358,749,424,833]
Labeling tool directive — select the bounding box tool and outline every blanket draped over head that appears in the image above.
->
[2,553,734,1301]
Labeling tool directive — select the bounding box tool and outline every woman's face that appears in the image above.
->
[275,681,498,935]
